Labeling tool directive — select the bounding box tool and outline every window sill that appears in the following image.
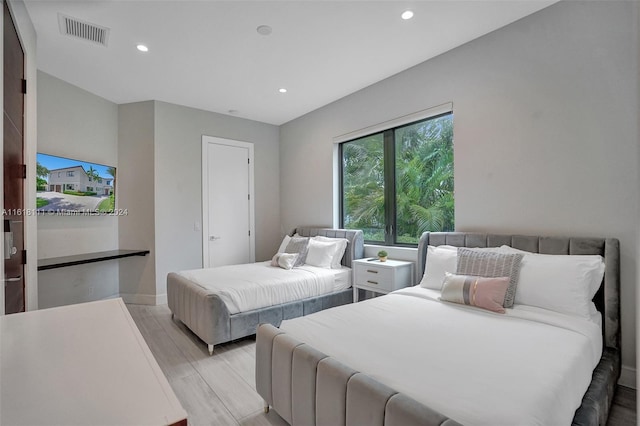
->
[363,244,417,263]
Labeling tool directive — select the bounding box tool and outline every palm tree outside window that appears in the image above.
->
[340,112,453,245]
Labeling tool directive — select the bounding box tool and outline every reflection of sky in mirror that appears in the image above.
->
[37,153,114,182]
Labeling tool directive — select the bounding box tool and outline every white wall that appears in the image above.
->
[280,1,639,381]
[37,71,119,308]
[35,89,280,305]
[118,101,156,304]
[153,101,280,300]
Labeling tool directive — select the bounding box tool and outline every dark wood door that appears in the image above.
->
[4,0,25,314]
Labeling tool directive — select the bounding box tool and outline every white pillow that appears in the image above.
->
[305,239,336,268]
[271,252,298,270]
[419,245,458,290]
[498,245,605,319]
[277,235,292,254]
[312,236,348,268]
[418,245,509,290]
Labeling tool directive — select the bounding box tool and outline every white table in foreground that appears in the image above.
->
[1,298,187,426]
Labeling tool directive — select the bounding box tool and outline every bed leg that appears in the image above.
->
[208,344,214,356]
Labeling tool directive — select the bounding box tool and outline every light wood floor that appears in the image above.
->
[127,304,636,426]
[127,304,287,426]
[607,385,637,426]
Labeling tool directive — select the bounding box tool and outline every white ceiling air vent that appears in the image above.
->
[58,14,110,47]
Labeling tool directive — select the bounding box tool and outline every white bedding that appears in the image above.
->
[177,262,351,314]
[279,286,602,426]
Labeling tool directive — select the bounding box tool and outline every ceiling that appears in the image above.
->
[24,1,557,126]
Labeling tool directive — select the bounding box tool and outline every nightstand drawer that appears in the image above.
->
[354,265,394,291]
[352,258,414,302]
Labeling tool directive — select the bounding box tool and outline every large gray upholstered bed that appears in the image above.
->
[167,227,364,354]
[256,231,620,425]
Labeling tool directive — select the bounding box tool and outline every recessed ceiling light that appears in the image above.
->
[278,88,287,93]
[401,10,414,20]
[136,44,149,52]
[257,25,272,36]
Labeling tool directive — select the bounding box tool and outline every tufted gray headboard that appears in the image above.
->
[416,232,620,351]
[291,227,364,269]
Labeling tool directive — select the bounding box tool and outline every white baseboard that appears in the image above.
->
[618,365,636,389]
[101,294,122,301]
[156,293,167,305]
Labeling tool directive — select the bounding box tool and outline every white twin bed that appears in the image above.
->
[167,227,363,354]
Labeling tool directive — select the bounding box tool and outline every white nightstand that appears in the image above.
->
[352,258,414,302]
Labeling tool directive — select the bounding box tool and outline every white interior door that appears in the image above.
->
[202,136,255,268]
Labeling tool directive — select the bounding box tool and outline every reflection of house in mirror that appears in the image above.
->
[47,166,113,195]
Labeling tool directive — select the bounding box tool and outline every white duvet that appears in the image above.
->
[280,286,602,426]
[177,262,350,314]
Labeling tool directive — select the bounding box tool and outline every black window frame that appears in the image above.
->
[339,111,453,247]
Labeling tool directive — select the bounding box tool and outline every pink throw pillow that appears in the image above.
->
[440,272,510,314]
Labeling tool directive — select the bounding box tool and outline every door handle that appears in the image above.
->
[4,220,13,260]
[209,236,221,241]
[4,275,21,282]
[4,275,21,289]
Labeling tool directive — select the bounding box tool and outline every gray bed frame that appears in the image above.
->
[167,227,364,354]
[256,231,620,426]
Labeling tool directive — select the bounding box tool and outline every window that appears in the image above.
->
[340,112,453,245]
[67,171,74,177]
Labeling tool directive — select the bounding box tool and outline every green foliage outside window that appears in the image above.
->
[36,162,49,191]
[341,113,454,244]
[342,134,385,241]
